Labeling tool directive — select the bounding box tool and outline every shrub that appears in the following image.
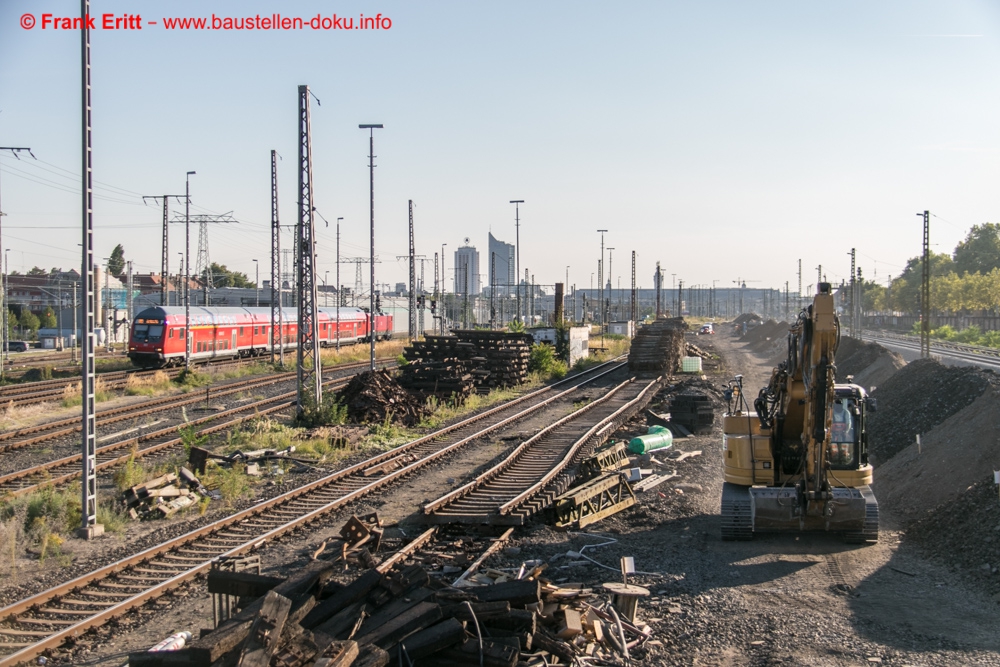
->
[529,344,567,380]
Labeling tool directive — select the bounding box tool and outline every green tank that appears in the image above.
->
[628,425,674,454]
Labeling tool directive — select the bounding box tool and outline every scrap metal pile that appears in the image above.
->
[627,317,687,373]
[399,331,533,399]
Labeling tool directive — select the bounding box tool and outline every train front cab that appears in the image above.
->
[128,310,168,367]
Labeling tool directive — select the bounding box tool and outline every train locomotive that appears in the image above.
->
[127,306,393,368]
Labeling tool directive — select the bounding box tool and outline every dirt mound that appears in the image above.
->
[875,389,1000,520]
[743,319,781,344]
[835,337,904,390]
[906,478,1000,596]
[335,369,426,426]
[732,313,760,325]
[868,359,1000,465]
[875,390,1000,597]
[836,335,862,361]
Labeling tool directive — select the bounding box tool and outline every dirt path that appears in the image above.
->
[600,332,1000,666]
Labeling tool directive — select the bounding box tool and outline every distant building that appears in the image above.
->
[454,242,480,296]
[486,232,515,294]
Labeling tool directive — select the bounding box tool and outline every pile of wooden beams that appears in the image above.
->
[400,331,533,398]
[335,369,427,426]
[668,393,714,434]
[122,467,208,520]
[130,532,652,666]
[627,317,687,373]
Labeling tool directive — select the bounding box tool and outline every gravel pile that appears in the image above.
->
[835,337,905,391]
[867,358,999,464]
[732,313,761,326]
[907,477,1000,597]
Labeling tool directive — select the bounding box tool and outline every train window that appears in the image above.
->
[147,325,164,341]
[254,326,259,335]
[239,327,244,336]
[132,324,149,342]
[169,329,174,339]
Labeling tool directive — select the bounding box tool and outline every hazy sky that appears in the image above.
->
[1,1,998,294]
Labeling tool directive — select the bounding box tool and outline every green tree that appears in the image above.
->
[108,244,126,277]
[889,252,954,313]
[27,266,47,276]
[19,310,40,335]
[953,223,1000,276]
[40,308,57,329]
[6,310,18,336]
[205,262,254,288]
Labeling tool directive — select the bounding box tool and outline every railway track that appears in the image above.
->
[424,375,661,525]
[0,359,628,666]
[0,357,258,408]
[0,359,390,459]
[0,377,352,497]
[860,329,1000,371]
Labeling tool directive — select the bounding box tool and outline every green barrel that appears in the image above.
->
[628,426,673,454]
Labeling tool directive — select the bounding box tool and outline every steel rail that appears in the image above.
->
[859,330,1000,370]
[0,377,350,496]
[0,359,390,452]
[861,329,1000,358]
[423,376,659,524]
[0,359,627,665]
[498,375,660,515]
[423,378,634,514]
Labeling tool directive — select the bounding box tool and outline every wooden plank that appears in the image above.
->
[312,640,360,667]
[206,570,284,598]
[188,560,334,665]
[353,601,442,649]
[472,579,540,607]
[237,589,292,667]
[300,568,381,630]
[396,617,466,660]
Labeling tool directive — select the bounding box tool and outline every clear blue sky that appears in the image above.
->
[1,0,998,294]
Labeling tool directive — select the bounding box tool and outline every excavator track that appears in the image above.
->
[844,485,879,544]
[720,482,753,541]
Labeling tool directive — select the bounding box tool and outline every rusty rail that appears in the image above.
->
[0,358,627,666]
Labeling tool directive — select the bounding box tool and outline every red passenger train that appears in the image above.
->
[127,306,393,368]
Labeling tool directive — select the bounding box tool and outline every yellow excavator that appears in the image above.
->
[721,283,879,543]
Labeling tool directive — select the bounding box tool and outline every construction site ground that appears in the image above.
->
[23,334,1000,666]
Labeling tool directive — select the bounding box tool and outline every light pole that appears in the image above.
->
[565,265,570,322]
[324,271,330,307]
[184,170,196,369]
[596,230,607,331]
[359,124,383,371]
[336,217,342,349]
[2,249,7,368]
[252,259,259,307]
[607,247,615,323]
[441,243,447,332]
[510,200,524,322]
[178,252,184,308]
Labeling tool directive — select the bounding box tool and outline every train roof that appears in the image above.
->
[134,306,373,322]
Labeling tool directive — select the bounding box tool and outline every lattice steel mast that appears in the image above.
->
[920,210,930,359]
[270,150,284,365]
[297,85,322,415]
[79,0,101,538]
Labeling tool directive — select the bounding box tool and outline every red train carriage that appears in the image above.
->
[128,306,393,368]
